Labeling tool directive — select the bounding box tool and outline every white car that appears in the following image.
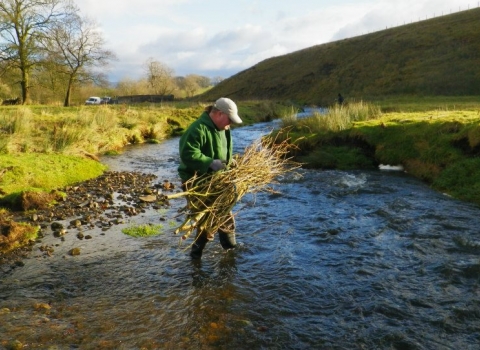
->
[85,96,102,105]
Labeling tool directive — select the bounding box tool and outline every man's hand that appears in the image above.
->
[210,159,226,171]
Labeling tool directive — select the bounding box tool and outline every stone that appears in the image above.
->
[139,195,157,202]
[68,248,81,256]
[51,222,64,230]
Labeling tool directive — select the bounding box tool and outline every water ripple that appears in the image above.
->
[1,125,480,349]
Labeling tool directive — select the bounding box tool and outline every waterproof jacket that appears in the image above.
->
[178,111,233,182]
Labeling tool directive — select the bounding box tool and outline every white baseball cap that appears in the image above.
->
[214,97,242,124]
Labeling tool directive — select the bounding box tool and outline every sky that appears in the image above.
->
[74,0,476,83]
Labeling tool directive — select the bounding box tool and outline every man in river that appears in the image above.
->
[178,97,243,259]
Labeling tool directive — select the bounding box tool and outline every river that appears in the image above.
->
[1,112,479,349]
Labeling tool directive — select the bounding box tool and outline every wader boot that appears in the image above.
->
[218,214,237,250]
[218,230,237,249]
[190,232,210,259]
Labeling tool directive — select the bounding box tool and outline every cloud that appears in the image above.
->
[136,24,276,77]
[77,0,189,18]
[331,0,474,40]
[140,27,208,54]
[74,0,477,82]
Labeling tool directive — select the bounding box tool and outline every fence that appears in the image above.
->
[361,2,480,36]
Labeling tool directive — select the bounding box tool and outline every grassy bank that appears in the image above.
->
[0,101,283,209]
[275,97,480,206]
[368,95,480,113]
[0,100,284,253]
[0,154,106,208]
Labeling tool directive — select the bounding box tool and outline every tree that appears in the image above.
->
[184,74,200,97]
[144,58,175,96]
[34,57,68,103]
[196,75,211,88]
[116,77,149,96]
[0,60,17,98]
[174,76,186,90]
[44,10,115,106]
[0,0,69,104]
[0,79,13,100]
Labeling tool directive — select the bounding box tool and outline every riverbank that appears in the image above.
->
[0,101,282,208]
[0,101,286,255]
[275,97,480,206]
[2,97,479,257]
[0,170,174,272]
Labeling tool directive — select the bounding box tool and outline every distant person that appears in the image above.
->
[337,93,344,105]
[178,97,243,259]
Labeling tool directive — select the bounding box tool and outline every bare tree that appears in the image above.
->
[35,57,68,102]
[116,77,149,96]
[174,76,186,90]
[0,0,69,104]
[0,79,13,100]
[195,75,211,88]
[144,58,175,96]
[44,10,115,106]
[184,74,200,97]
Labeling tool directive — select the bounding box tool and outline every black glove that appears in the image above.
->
[210,159,226,171]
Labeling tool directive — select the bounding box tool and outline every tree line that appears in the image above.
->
[0,0,221,106]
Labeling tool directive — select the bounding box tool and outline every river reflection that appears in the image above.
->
[1,118,479,349]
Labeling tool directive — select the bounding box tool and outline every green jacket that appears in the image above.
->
[178,111,233,182]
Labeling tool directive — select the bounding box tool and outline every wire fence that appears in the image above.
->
[362,2,479,35]
[411,2,479,24]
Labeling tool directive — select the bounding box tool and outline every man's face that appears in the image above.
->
[211,110,232,130]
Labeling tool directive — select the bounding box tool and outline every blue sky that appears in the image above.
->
[74,0,475,82]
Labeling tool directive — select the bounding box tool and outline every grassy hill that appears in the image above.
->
[200,8,480,105]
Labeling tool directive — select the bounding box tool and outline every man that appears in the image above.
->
[178,97,242,259]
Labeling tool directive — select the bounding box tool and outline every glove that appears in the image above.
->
[210,159,226,171]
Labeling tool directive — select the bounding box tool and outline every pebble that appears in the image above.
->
[2,171,179,265]
[8,340,23,350]
[69,248,81,256]
[34,303,51,310]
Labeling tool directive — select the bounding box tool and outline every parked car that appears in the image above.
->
[85,96,102,105]
[100,97,113,104]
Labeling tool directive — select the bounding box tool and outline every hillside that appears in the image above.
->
[200,8,480,105]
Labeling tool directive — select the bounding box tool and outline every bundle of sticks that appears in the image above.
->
[167,134,300,241]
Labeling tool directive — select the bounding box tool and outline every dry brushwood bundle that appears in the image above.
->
[167,134,300,241]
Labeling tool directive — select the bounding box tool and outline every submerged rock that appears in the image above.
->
[2,171,179,265]
[139,195,157,202]
[68,248,81,256]
[51,222,64,230]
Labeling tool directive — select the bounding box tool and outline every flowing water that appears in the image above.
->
[1,113,480,349]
